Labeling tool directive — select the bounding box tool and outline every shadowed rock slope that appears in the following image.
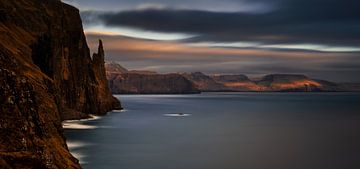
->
[107,70,200,94]
[181,72,229,92]
[105,63,354,93]
[1,0,120,168]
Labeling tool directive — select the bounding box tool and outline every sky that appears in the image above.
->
[63,0,360,82]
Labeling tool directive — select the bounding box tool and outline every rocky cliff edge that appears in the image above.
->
[1,0,121,168]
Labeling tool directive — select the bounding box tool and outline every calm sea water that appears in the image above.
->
[64,92,360,169]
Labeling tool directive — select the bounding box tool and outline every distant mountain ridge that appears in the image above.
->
[106,62,360,93]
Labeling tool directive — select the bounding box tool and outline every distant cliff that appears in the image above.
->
[106,63,199,94]
[212,74,341,92]
[181,72,229,92]
[211,74,257,91]
[253,74,339,92]
[1,0,120,168]
[106,63,359,93]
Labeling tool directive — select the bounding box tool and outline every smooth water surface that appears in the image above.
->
[64,92,360,169]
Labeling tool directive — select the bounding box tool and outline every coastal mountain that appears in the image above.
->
[254,74,339,92]
[1,0,120,168]
[186,73,341,92]
[106,63,358,93]
[208,74,341,92]
[211,74,259,91]
[106,63,199,94]
[181,72,229,92]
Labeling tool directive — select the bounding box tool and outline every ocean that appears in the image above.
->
[64,92,360,169]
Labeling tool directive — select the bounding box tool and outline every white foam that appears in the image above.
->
[62,114,103,129]
[112,109,126,113]
[67,141,90,149]
[62,123,98,129]
[67,141,89,164]
[64,114,102,123]
[71,152,87,164]
[163,113,191,117]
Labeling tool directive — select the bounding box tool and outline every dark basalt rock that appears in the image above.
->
[1,0,121,168]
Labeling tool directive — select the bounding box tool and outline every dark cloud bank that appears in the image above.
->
[80,0,360,82]
[83,0,360,46]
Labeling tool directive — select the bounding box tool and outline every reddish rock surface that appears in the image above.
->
[212,74,342,92]
[211,74,258,91]
[0,0,120,168]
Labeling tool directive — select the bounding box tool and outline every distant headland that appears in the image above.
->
[106,62,360,94]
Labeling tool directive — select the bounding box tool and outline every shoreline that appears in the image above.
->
[62,109,124,129]
[113,91,360,95]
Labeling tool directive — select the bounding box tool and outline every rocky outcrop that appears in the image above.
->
[1,0,120,168]
[87,40,121,118]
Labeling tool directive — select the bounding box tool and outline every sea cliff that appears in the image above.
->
[106,63,199,94]
[105,63,358,93]
[0,0,120,168]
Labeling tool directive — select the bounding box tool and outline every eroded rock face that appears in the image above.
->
[0,48,80,169]
[211,74,341,92]
[108,72,200,94]
[254,74,338,91]
[106,62,199,94]
[0,0,120,168]
[181,72,229,92]
[211,75,258,91]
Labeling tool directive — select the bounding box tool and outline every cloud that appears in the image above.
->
[75,0,360,82]
[64,0,271,12]
[81,0,360,47]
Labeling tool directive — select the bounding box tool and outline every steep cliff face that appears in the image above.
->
[86,40,121,119]
[1,0,120,120]
[182,72,229,92]
[211,74,340,92]
[211,75,258,91]
[1,0,120,168]
[255,74,339,91]
[106,63,199,94]
[0,46,80,169]
[108,72,200,94]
